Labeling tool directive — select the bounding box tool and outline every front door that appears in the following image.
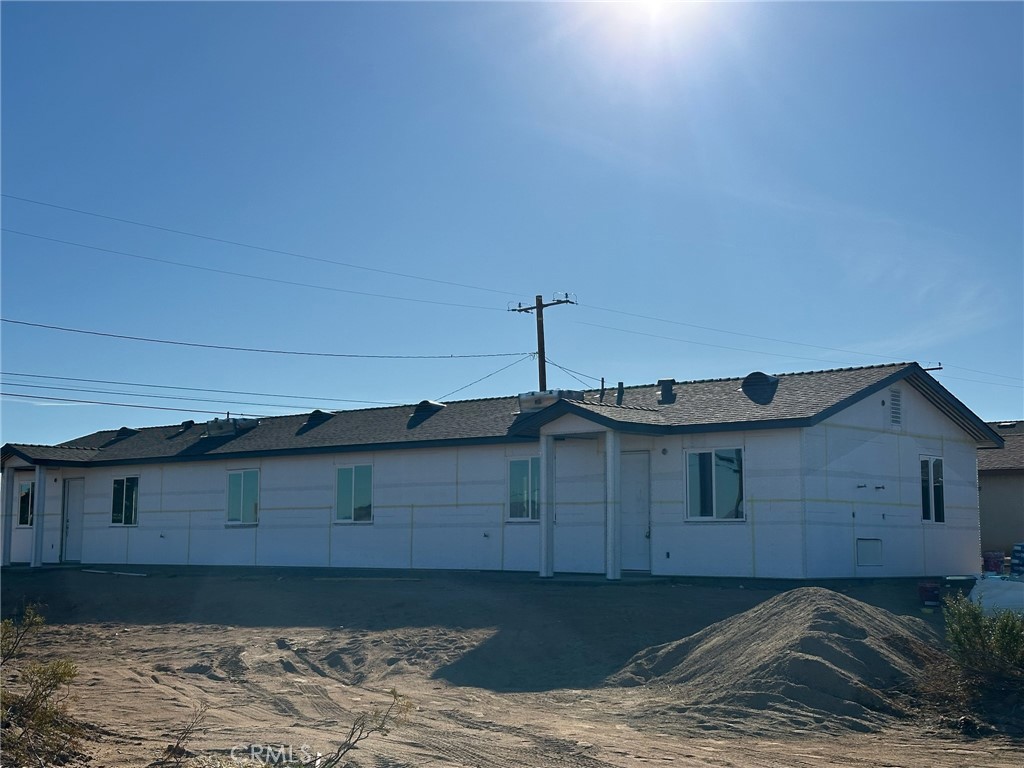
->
[620,451,651,571]
[62,478,84,562]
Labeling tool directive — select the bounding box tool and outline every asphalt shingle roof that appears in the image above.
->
[979,421,1024,472]
[1,363,1001,468]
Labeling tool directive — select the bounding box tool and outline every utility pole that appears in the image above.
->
[509,293,576,391]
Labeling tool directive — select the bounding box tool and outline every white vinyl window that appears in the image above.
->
[336,465,373,522]
[17,480,35,527]
[111,476,139,525]
[508,457,540,520]
[227,469,259,524]
[686,449,745,520]
[920,457,944,523]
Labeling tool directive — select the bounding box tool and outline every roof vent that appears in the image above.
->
[168,420,195,439]
[116,426,139,438]
[657,378,676,405]
[740,371,779,405]
[297,410,332,435]
[517,389,584,414]
[414,400,446,414]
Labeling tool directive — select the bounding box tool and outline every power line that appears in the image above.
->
[436,354,534,401]
[580,303,1023,384]
[0,381,341,412]
[544,358,596,389]
[576,320,854,365]
[0,371,399,406]
[3,229,504,313]
[2,318,532,360]
[0,391,271,418]
[2,193,521,298]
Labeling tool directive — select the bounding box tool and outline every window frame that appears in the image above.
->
[227,468,260,525]
[335,464,373,524]
[17,480,35,527]
[685,447,746,521]
[111,475,140,526]
[507,456,541,522]
[920,456,945,523]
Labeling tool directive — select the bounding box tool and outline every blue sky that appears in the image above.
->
[2,1,1021,446]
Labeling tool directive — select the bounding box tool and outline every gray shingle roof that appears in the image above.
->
[1,363,1002,468]
[979,421,1024,472]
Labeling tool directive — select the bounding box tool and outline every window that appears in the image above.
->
[17,481,34,526]
[921,457,944,523]
[686,449,744,520]
[111,476,139,525]
[227,469,259,524]
[336,465,373,522]
[508,457,540,520]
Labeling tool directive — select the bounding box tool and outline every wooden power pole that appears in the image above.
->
[509,293,576,391]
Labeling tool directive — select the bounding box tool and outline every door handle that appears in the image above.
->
[645,529,651,539]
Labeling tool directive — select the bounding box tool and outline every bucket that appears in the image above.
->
[918,581,941,606]
[982,551,1004,574]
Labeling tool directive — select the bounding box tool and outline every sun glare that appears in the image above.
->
[576,1,709,77]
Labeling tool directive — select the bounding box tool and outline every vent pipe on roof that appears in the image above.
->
[616,382,624,406]
[657,378,676,405]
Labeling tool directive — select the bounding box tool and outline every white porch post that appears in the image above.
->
[31,465,47,567]
[1,468,15,566]
[605,430,621,581]
[539,434,555,578]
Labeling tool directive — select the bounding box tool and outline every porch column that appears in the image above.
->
[1,468,15,566]
[31,465,46,567]
[539,434,555,578]
[605,430,621,581]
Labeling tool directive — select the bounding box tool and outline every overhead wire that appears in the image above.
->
[2,229,504,312]
[544,358,598,389]
[6,194,1019,386]
[0,391,270,418]
[0,381,346,412]
[436,354,535,401]
[2,318,532,359]
[0,370,400,406]
[2,193,522,298]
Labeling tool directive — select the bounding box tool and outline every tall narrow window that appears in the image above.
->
[227,469,259,523]
[111,476,139,525]
[508,457,540,520]
[686,449,744,520]
[920,457,944,523]
[336,465,373,522]
[17,481,35,526]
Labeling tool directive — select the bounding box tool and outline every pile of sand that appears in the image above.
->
[611,587,941,734]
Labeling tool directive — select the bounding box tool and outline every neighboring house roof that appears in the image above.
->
[978,421,1024,472]
[1,362,1003,470]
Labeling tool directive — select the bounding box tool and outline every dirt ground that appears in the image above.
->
[2,566,1021,768]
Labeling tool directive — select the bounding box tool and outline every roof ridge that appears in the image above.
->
[8,442,99,451]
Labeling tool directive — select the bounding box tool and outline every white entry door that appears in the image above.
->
[62,478,85,562]
[620,451,651,571]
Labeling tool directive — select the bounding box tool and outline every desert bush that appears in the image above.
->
[943,593,1024,673]
[1,603,83,766]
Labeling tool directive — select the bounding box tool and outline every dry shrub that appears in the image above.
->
[1,603,84,765]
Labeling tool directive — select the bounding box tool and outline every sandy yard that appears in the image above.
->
[2,566,1021,768]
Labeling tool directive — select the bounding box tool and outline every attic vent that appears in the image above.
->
[740,372,779,405]
[657,378,676,405]
[889,388,902,427]
[305,409,332,425]
[116,427,139,438]
[414,400,446,414]
[168,420,195,439]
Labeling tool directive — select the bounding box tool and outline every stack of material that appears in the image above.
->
[1011,542,1024,578]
